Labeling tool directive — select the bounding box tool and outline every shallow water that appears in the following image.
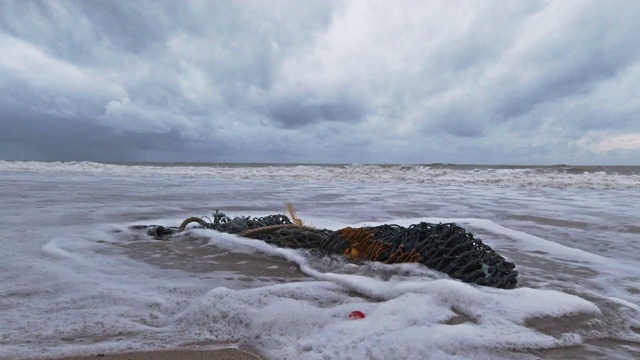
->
[0,162,639,359]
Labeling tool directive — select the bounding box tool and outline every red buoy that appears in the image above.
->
[348,310,366,320]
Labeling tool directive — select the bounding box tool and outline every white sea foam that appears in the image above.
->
[1,160,638,189]
[161,228,605,360]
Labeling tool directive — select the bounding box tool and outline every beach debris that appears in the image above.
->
[139,203,518,289]
[348,310,366,320]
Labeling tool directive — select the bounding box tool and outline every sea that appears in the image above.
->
[0,161,639,360]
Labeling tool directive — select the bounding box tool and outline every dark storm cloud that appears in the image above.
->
[440,114,485,138]
[0,96,196,162]
[266,94,368,129]
[0,0,639,164]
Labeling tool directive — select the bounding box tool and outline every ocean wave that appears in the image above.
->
[1,160,638,189]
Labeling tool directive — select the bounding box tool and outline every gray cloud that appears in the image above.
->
[74,1,172,54]
[0,113,172,162]
[0,0,639,164]
[265,92,368,129]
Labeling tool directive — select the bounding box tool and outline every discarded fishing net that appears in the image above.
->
[320,223,518,289]
[176,210,333,249]
[143,208,518,289]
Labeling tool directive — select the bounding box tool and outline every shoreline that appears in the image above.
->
[48,348,263,360]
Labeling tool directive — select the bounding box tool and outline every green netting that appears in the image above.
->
[140,211,518,289]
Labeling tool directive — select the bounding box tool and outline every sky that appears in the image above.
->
[1,0,639,165]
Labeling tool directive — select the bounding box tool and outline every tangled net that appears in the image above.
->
[144,206,518,289]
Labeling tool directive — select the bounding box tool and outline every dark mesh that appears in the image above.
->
[141,211,518,289]
[320,222,518,289]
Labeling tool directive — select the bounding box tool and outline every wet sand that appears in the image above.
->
[53,348,261,360]
[119,228,309,280]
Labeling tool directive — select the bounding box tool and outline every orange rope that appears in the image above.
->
[286,202,304,226]
[385,244,422,264]
[336,228,391,261]
[240,223,314,238]
[333,227,422,263]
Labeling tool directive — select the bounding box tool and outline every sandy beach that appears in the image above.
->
[2,164,639,359]
[53,349,261,360]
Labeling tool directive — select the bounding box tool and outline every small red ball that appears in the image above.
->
[348,310,366,320]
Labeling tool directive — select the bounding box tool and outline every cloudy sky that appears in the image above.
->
[1,0,639,165]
